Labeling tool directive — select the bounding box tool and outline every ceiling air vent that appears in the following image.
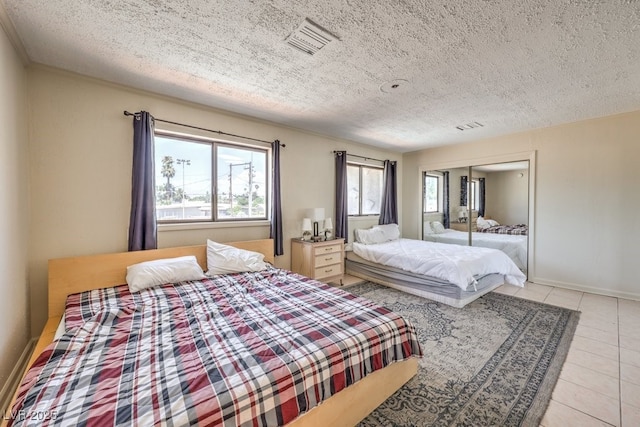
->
[456,122,484,131]
[286,18,337,55]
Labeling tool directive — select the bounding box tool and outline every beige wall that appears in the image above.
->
[26,66,402,335]
[403,111,640,299]
[485,169,529,225]
[0,26,29,393]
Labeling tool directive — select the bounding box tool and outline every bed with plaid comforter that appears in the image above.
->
[10,267,421,426]
[479,224,528,235]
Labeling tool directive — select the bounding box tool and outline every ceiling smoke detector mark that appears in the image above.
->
[286,18,337,55]
[380,79,409,93]
[456,122,484,131]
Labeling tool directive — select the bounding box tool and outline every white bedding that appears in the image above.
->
[424,229,527,271]
[353,238,526,291]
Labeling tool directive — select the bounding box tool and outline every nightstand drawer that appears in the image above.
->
[315,251,341,267]
[315,243,342,255]
[314,263,343,279]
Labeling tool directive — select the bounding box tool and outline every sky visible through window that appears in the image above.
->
[154,135,267,220]
[155,136,211,200]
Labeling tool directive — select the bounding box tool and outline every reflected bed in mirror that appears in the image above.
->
[424,224,527,272]
[422,161,529,275]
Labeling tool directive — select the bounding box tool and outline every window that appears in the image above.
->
[468,180,479,211]
[155,133,268,222]
[347,163,383,216]
[423,174,440,213]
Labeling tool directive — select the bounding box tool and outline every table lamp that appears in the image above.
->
[302,218,312,241]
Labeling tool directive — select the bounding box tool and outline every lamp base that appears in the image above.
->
[311,235,324,242]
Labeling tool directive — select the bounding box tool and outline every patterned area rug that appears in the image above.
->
[346,282,580,427]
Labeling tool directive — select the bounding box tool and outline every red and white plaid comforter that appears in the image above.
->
[10,268,421,426]
[480,224,528,235]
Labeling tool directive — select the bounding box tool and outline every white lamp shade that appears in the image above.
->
[324,217,333,230]
[307,208,325,222]
[302,218,312,231]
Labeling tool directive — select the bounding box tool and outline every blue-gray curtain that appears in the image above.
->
[379,160,398,225]
[128,111,157,251]
[442,171,450,228]
[270,141,283,256]
[335,151,348,242]
[478,177,486,217]
[460,175,468,206]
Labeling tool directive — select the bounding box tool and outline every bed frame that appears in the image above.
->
[346,253,505,308]
[4,239,417,427]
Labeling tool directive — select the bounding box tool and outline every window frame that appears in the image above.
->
[154,130,270,224]
[423,173,441,213]
[347,162,384,217]
[469,179,479,211]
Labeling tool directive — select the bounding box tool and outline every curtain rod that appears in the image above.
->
[333,150,387,164]
[123,111,284,147]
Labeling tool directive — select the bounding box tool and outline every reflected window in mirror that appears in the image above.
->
[468,179,479,211]
[423,173,440,213]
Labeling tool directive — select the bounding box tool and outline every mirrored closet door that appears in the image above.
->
[422,161,530,276]
[471,161,529,274]
[422,166,471,239]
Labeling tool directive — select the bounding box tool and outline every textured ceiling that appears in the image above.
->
[3,0,640,152]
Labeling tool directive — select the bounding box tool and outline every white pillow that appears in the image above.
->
[431,221,446,234]
[354,227,386,245]
[487,219,500,227]
[355,224,401,245]
[377,223,400,241]
[206,240,268,275]
[126,255,206,293]
[423,221,435,235]
[476,216,489,229]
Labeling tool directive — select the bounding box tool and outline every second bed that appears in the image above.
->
[346,229,526,308]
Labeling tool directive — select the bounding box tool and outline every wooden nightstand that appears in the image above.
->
[290,238,345,283]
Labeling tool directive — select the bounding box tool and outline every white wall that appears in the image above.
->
[403,111,640,300]
[0,25,29,394]
[26,66,402,335]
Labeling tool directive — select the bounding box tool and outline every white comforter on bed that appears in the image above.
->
[423,229,527,270]
[353,238,526,291]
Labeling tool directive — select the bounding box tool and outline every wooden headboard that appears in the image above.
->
[48,239,274,317]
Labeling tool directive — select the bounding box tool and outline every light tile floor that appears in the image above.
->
[493,282,640,427]
[337,276,640,426]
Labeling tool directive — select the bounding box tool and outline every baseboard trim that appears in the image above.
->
[0,338,36,415]
[532,276,640,301]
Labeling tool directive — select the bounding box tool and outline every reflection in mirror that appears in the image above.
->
[472,161,529,274]
[422,162,529,277]
[423,166,471,240]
